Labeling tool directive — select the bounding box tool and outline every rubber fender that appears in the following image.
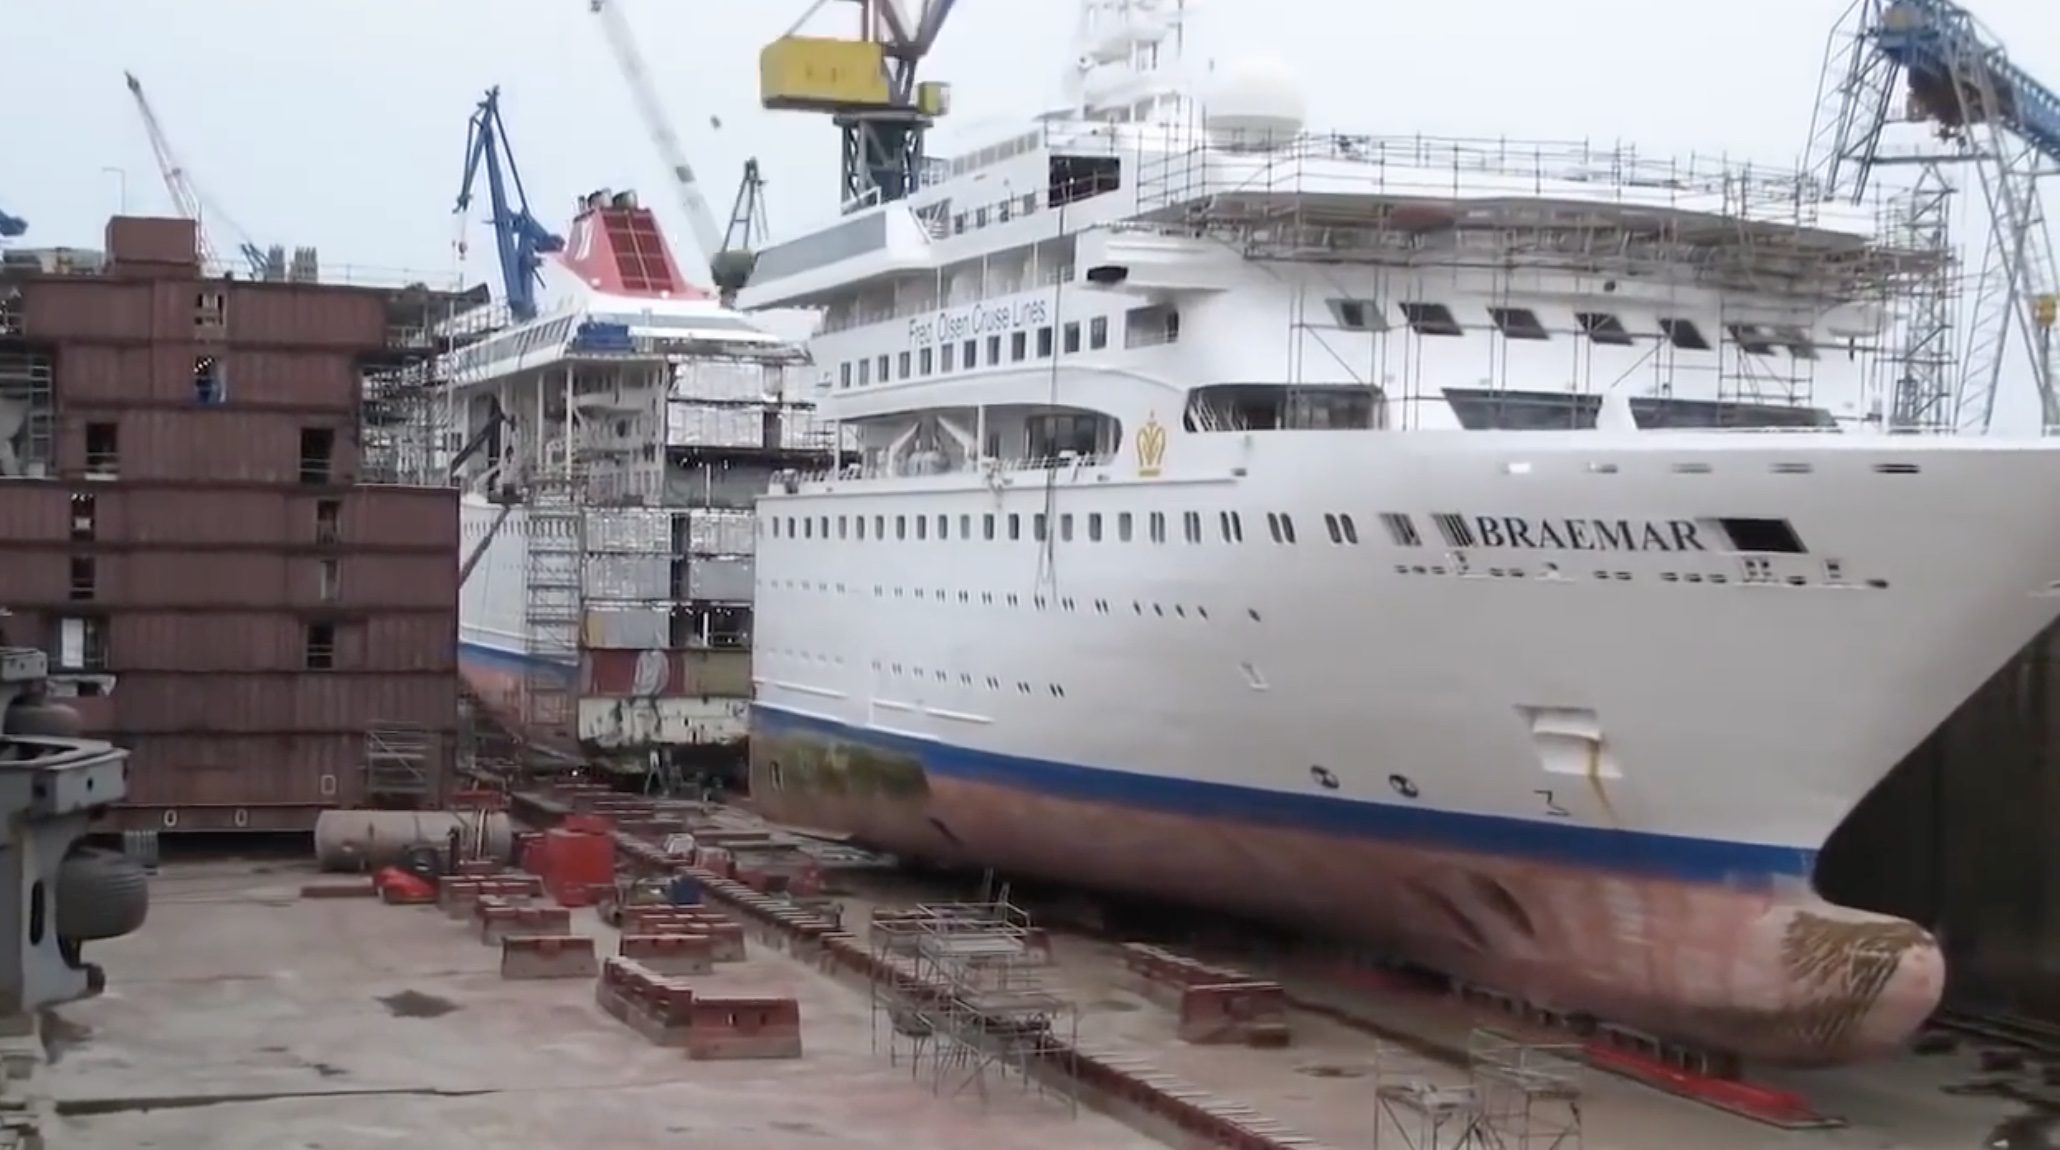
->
[55,847,150,942]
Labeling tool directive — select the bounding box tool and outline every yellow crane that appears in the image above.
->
[759,0,957,209]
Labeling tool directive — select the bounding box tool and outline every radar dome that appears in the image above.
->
[1204,56,1307,148]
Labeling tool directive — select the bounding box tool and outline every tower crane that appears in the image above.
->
[760,0,958,210]
[1805,0,2060,433]
[587,0,743,299]
[122,71,270,277]
[455,87,564,323]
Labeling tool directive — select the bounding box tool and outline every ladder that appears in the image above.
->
[521,474,586,744]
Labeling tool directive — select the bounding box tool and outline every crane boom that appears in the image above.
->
[454,87,564,323]
[122,71,269,277]
[588,0,723,289]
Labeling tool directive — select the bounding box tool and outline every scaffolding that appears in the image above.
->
[866,900,1080,1112]
[522,473,586,745]
[1371,1030,1585,1150]
[361,721,443,805]
[1124,127,1933,429]
[0,349,53,479]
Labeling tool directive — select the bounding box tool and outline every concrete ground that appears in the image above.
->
[37,862,1157,1150]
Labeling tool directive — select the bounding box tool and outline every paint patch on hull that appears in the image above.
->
[748,709,1940,1065]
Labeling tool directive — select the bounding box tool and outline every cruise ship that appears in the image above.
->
[736,0,2060,1064]
[444,187,830,770]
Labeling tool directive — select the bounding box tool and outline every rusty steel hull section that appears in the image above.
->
[750,706,1941,1066]
[0,216,461,831]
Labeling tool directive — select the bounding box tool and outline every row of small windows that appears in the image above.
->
[768,577,1255,625]
[1334,299,1819,359]
[836,305,1182,389]
[769,508,1383,548]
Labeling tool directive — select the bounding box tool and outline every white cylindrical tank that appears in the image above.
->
[313,809,515,872]
[1204,55,1308,150]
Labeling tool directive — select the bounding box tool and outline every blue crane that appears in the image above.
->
[0,208,24,238]
[455,87,564,322]
[1807,0,2060,432]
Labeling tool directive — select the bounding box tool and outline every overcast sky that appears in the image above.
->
[8,0,2058,424]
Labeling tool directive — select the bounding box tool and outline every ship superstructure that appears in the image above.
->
[733,0,2060,1065]
[442,180,834,779]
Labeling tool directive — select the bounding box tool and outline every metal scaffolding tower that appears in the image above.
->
[1805,0,2060,431]
[1371,1031,1585,1150]
[866,900,1079,1112]
[522,474,586,745]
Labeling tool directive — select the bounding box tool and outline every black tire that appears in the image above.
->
[55,847,150,942]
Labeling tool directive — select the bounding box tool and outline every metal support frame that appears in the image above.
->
[866,900,1079,1112]
[1371,1030,1585,1150]
[522,474,586,746]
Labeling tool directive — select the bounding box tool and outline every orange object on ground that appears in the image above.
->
[539,829,616,907]
[372,867,436,905]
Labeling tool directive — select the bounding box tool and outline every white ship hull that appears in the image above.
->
[750,429,2060,1063]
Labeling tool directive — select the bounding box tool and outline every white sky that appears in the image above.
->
[7,0,2058,424]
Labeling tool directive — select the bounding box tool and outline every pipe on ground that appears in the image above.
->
[313,809,514,873]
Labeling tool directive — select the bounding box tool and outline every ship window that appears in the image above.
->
[873,515,885,538]
[876,354,890,381]
[1380,512,1422,547]
[858,359,871,386]
[304,623,336,670]
[1728,323,1777,355]
[1087,512,1103,541]
[1400,302,1463,337]
[1183,511,1202,542]
[1011,331,1028,361]
[1034,513,1047,541]
[1774,325,1818,360]
[896,515,908,540]
[840,362,852,388]
[1626,397,1835,430]
[899,351,912,378]
[1489,307,1548,340]
[1124,304,1181,347]
[964,339,978,368]
[1008,513,1021,540]
[1718,517,1806,554]
[1060,513,1074,541]
[771,517,781,538]
[940,514,953,539]
[1660,318,1710,350]
[1325,513,1343,543]
[1063,322,1081,353]
[1118,511,1134,541]
[1267,512,1283,542]
[1229,512,1245,542]
[803,517,813,539]
[942,342,956,372]
[1149,512,1167,543]
[983,513,996,540]
[919,347,934,376]
[837,515,848,539]
[1576,312,1635,345]
[1340,514,1359,544]
[820,515,829,537]
[959,513,971,538]
[915,516,928,540]
[857,516,867,539]
[986,334,1002,364]
[1444,388,1601,430]
[1037,326,1054,358]
[1090,316,1109,350]
[977,207,989,227]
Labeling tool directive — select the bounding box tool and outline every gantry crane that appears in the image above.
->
[123,71,270,277]
[760,0,958,209]
[455,87,564,323]
[1806,0,2060,433]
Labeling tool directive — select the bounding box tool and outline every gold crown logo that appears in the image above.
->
[1136,414,1167,477]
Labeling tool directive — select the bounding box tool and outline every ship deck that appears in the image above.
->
[33,857,2046,1150]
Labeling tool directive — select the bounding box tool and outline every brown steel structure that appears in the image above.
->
[0,215,462,833]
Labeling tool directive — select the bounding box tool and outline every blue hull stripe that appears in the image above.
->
[750,703,1817,886]
[459,641,573,680]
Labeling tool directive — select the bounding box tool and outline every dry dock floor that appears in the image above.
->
[31,859,2055,1150]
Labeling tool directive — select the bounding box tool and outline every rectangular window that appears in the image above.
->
[915,515,927,539]
[192,354,227,403]
[941,342,956,372]
[1033,513,1047,542]
[857,515,868,539]
[840,362,853,388]
[838,515,848,539]
[1183,511,1203,542]
[1036,326,1054,358]
[1118,511,1133,542]
[986,334,1002,364]
[1576,312,1636,346]
[936,513,948,539]
[1063,321,1081,354]
[298,428,335,484]
[1059,513,1074,541]
[317,558,341,602]
[874,515,885,538]
[1089,316,1108,350]
[1010,331,1028,361]
[84,422,118,476]
[963,339,978,368]
[858,359,871,386]
[70,493,96,541]
[305,622,337,670]
[1399,302,1463,337]
[1148,512,1167,543]
[68,557,95,601]
[896,515,908,540]
[959,513,971,538]
[1489,307,1549,340]
[1007,513,1021,540]
[919,347,934,376]
[1659,318,1710,350]
[983,513,996,540]
[1087,512,1103,542]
